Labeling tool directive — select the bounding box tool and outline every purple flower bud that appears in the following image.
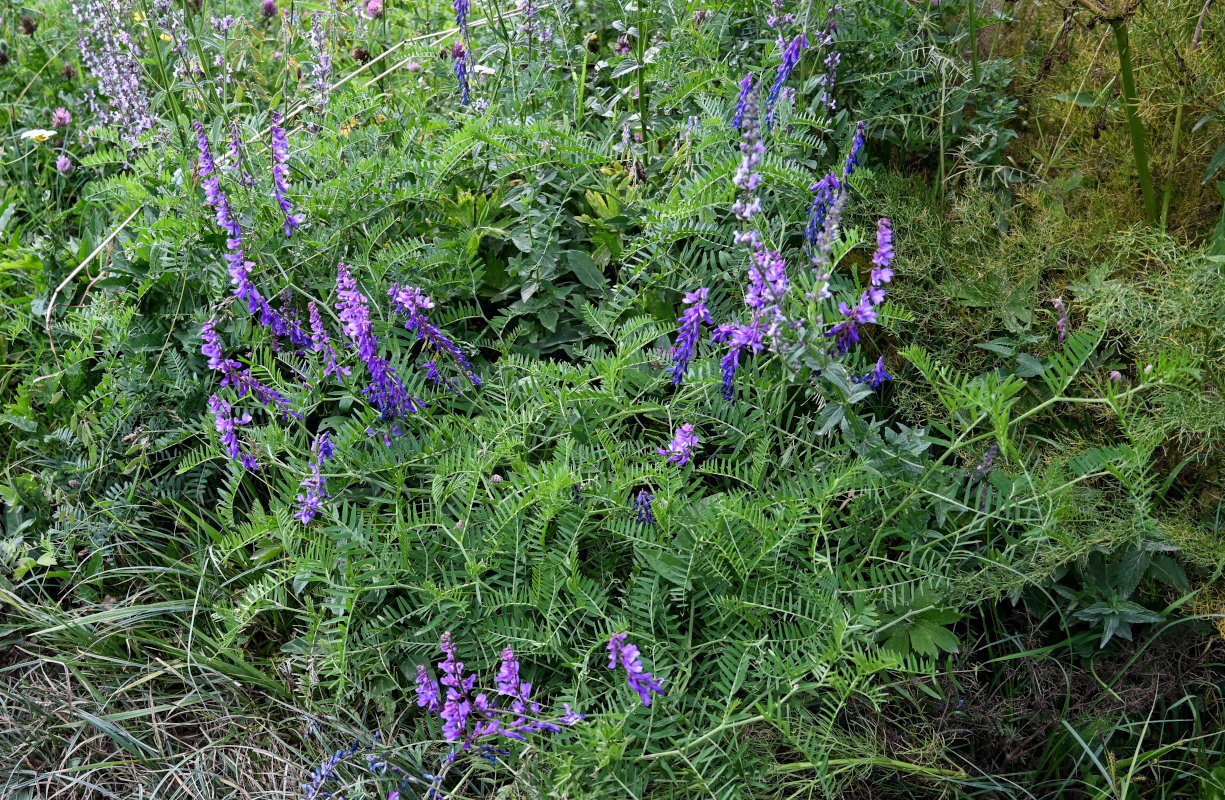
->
[633,489,655,525]
[1052,296,1069,343]
[51,107,71,127]
[55,154,73,173]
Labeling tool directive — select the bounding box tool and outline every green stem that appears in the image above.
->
[635,3,649,152]
[576,44,589,129]
[1161,100,1183,230]
[773,759,968,779]
[968,0,979,83]
[1111,19,1157,224]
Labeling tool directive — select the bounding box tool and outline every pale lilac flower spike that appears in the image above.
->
[658,424,699,466]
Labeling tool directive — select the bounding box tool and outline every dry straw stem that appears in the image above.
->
[43,204,144,368]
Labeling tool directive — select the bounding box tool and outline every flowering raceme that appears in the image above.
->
[413,632,585,749]
[765,32,807,128]
[194,122,262,316]
[634,489,655,525]
[388,284,481,388]
[336,263,425,421]
[732,71,753,129]
[658,424,699,466]
[295,431,336,524]
[608,634,666,707]
[208,394,257,470]
[201,320,300,417]
[270,111,303,236]
[670,287,712,384]
[308,301,349,381]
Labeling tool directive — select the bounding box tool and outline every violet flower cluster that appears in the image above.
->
[70,0,156,138]
[388,284,481,388]
[852,356,891,390]
[194,119,312,351]
[201,320,300,417]
[336,263,425,421]
[634,489,655,525]
[765,32,807,128]
[309,301,350,382]
[1052,296,1069,342]
[670,287,712,385]
[714,84,792,399]
[826,216,894,357]
[208,395,257,470]
[295,431,336,524]
[270,111,303,236]
[732,71,754,129]
[451,40,471,105]
[658,424,699,466]
[806,121,864,298]
[194,121,262,317]
[608,634,666,707]
[414,633,585,749]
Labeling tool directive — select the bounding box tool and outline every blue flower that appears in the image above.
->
[607,633,666,707]
[633,489,655,525]
[670,287,712,385]
[765,33,807,128]
[853,356,891,390]
[732,71,754,129]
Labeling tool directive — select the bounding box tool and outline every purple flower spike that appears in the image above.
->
[826,294,877,355]
[270,111,303,236]
[843,120,865,178]
[607,633,666,707]
[194,121,265,316]
[670,287,712,385]
[208,394,257,470]
[732,72,754,129]
[416,665,442,713]
[558,703,586,726]
[308,301,350,382]
[295,431,334,524]
[388,283,481,387]
[336,263,425,421]
[1052,296,1069,343]
[634,489,654,525]
[871,218,894,288]
[70,0,156,138]
[658,423,699,466]
[765,33,807,128]
[201,320,300,417]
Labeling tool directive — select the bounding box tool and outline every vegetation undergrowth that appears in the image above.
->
[0,0,1222,798]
